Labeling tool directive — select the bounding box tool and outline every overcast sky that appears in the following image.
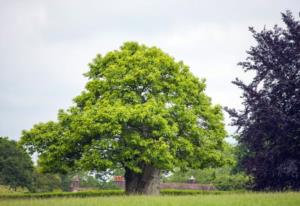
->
[1,0,299,141]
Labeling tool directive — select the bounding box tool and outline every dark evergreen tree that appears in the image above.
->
[226,11,300,190]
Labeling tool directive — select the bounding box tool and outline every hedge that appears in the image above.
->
[0,190,124,199]
[0,189,234,199]
[161,189,223,195]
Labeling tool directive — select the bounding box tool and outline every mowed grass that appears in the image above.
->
[1,192,300,206]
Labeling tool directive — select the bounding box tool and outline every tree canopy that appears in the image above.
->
[21,42,227,194]
[0,137,33,191]
[226,11,300,190]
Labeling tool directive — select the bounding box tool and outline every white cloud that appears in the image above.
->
[1,0,299,140]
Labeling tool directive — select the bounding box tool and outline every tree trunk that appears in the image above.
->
[124,164,160,195]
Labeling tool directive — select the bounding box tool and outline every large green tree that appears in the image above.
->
[0,137,33,191]
[21,42,227,194]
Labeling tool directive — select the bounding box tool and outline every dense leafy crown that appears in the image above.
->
[0,137,33,190]
[226,11,300,190]
[21,42,226,174]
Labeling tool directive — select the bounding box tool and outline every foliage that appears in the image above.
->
[20,42,227,192]
[212,171,251,191]
[59,173,73,192]
[164,143,250,190]
[73,171,121,190]
[0,137,33,191]
[30,170,62,193]
[0,190,124,199]
[0,185,27,193]
[56,171,120,191]
[226,11,300,190]
[164,166,250,191]
[0,189,233,199]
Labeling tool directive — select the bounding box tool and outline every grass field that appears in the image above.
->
[1,192,300,206]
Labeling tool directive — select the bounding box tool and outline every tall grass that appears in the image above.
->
[1,192,299,206]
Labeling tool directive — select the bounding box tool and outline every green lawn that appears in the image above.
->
[1,192,300,206]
